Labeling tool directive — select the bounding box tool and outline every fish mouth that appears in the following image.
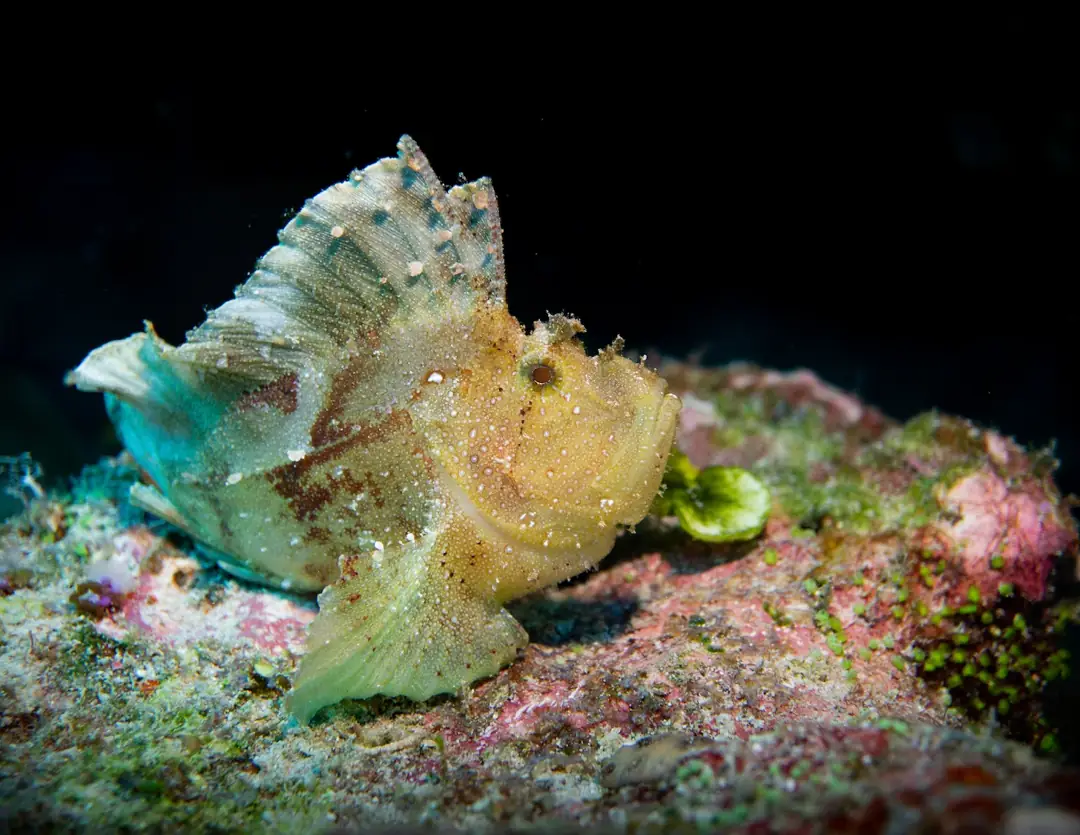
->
[612,386,681,526]
[654,390,682,447]
[650,389,683,473]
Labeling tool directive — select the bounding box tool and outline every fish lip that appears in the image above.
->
[656,386,681,436]
[652,389,682,468]
[612,385,681,526]
[647,375,682,449]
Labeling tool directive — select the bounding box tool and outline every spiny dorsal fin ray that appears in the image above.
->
[176,134,506,383]
[399,135,506,305]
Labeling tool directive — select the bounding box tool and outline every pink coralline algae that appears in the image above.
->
[0,360,1078,833]
[936,468,1073,603]
[85,528,316,655]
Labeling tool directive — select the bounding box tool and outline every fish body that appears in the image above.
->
[69,137,680,722]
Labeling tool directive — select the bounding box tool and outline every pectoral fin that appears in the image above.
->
[287,536,527,724]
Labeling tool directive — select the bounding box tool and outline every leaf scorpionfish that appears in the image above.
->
[69,136,681,722]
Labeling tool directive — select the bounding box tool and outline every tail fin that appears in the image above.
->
[66,325,232,492]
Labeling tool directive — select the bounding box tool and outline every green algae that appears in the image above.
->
[654,450,770,543]
[705,392,990,537]
[12,620,334,831]
[904,597,1077,750]
[799,540,1077,753]
[671,467,770,542]
[805,575,1078,751]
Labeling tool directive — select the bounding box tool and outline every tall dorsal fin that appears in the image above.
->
[67,137,507,486]
[173,134,507,384]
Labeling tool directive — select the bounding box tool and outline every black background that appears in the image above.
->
[2,85,1076,504]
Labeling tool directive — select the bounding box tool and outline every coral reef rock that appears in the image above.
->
[2,362,1078,833]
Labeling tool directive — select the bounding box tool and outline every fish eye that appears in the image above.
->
[529,363,555,386]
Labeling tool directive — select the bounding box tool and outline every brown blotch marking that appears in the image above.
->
[206,492,234,539]
[346,592,362,604]
[335,468,382,502]
[412,446,435,470]
[266,410,411,521]
[236,373,299,414]
[302,561,336,586]
[304,527,331,543]
[265,473,332,523]
[310,355,370,448]
[340,555,359,580]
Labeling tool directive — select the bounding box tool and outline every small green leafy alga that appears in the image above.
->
[654,450,770,542]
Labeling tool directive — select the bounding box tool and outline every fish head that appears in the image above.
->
[503,314,681,551]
